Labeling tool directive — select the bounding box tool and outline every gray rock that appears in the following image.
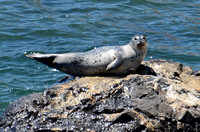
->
[0,59,200,132]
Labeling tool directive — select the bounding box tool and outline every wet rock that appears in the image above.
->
[0,59,200,132]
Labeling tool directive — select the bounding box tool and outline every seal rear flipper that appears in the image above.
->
[106,56,123,71]
[26,53,57,68]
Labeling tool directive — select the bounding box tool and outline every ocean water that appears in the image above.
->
[0,0,199,115]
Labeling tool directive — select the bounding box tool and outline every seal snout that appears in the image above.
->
[137,43,146,51]
[137,41,146,47]
[137,38,146,47]
[138,39,146,45]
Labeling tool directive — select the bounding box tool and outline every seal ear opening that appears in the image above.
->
[27,54,57,68]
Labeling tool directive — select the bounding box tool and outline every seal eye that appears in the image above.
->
[143,36,146,40]
[134,38,137,40]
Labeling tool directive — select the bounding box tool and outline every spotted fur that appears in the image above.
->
[27,35,148,76]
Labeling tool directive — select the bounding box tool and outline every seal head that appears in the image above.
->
[129,35,147,50]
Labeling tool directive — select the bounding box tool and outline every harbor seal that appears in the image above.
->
[27,35,148,76]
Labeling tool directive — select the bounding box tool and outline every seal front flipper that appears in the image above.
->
[106,55,123,71]
[26,53,57,68]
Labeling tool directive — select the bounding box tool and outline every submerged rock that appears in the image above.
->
[0,59,199,131]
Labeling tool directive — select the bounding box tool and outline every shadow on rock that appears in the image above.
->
[136,64,157,76]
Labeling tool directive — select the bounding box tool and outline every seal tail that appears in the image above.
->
[26,53,57,68]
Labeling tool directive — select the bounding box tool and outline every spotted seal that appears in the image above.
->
[27,35,148,76]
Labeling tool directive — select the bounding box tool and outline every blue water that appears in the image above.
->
[0,0,199,115]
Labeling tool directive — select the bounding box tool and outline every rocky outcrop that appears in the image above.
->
[0,59,199,132]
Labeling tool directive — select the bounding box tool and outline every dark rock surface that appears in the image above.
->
[0,59,200,132]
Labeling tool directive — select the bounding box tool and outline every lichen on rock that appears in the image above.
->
[0,59,199,131]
